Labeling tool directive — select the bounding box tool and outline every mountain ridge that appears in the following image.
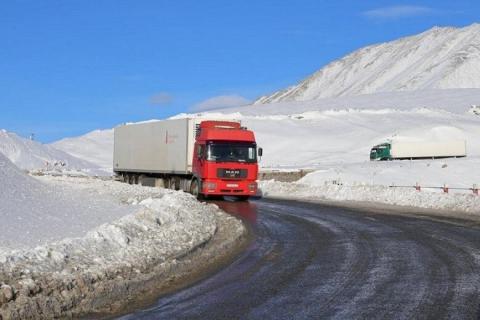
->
[256,23,480,104]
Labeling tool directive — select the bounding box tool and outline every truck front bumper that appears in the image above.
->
[202,180,257,196]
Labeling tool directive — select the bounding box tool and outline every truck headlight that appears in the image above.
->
[206,182,217,191]
[248,182,257,191]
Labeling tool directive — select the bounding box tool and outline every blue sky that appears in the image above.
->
[1,0,478,142]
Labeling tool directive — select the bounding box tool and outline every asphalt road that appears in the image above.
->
[119,198,480,319]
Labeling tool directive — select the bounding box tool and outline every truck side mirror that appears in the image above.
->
[258,148,263,157]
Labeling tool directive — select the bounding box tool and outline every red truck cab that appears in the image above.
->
[191,121,261,200]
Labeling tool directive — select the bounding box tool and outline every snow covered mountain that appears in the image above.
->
[52,129,114,170]
[256,23,480,104]
[0,129,100,172]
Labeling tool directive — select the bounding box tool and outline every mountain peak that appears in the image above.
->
[255,23,480,104]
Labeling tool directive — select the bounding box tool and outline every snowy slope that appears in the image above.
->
[256,24,480,103]
[52,129,114,170]
[0,129,100,172]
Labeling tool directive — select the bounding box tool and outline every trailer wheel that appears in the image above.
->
[190,179,203,200]
[168,178,178,190]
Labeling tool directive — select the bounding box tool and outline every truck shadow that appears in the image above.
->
[206,198,258,224]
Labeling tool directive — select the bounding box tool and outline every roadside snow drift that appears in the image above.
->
[0,153,131,248]
[0,158,245,318]
[260,180,480,217]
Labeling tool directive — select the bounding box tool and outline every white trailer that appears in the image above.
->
[370,140,467,160]
[113,118,205,175]
[390,140,467,159]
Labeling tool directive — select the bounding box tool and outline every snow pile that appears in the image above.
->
[0,129,101,173]
[0,169,245,318]
[256,24,480,103]
[260,180,480,215]
[52,129,114,171]
[0,188,219,273]
[0,153,133,249]
[298,158,479,189]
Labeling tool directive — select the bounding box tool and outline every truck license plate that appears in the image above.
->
[226,183,239,188]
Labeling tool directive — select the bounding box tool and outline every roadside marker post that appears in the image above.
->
[415,182,421,191]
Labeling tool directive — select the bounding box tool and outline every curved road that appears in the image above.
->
[120,199,480,319]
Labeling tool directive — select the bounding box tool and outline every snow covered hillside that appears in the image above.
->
[256,24,480,103]
[52,129,114,170]
[0,129,100,173]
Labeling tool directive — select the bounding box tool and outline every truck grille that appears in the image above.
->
[217,168,247,179]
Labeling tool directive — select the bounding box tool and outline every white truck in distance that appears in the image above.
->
[370,140,467,161]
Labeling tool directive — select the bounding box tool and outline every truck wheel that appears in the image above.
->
[168,178,177,190]
[190,179,204,200]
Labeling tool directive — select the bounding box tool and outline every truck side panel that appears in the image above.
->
[390,140,466,159]
[114,119,195,174]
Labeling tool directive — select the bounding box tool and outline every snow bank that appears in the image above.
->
[0,163,246,318]
[0,188,218,274]
[0,153,132,249]
[299,158,480,189]
[260,179,480,216]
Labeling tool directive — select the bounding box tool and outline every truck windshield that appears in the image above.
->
[207,143,257,163]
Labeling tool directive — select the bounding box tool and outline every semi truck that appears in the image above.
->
[370,140,467,161]
[113,118,262,200]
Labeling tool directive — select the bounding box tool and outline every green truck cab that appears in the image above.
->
[370,143,391,160]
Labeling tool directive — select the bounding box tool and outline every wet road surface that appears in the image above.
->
[119,198,480,319]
